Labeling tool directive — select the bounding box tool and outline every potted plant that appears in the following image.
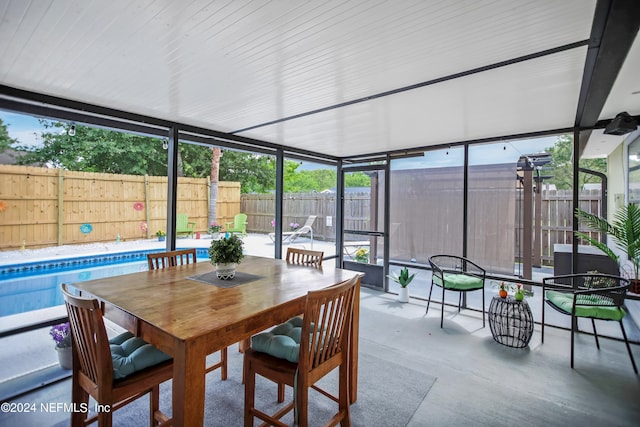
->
[209,234,244,280]
[576,204,640,293]
[387,266,416,303]
[156,229,166,242]
[514,284,525,301]
[50,322,72,369]
[208,222,222,239]
[499,282,508,299]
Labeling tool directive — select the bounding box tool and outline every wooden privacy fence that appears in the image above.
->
[515,188,602,266]
[0,164,603,265]
[0,165,240,251]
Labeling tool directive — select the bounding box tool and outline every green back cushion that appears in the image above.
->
[545,290,626,321]
[110,332,172,379]
[434,273,483,290]
[251,317,303,363]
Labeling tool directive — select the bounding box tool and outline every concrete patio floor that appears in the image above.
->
[1,287,639,426]
[1,234,639,426]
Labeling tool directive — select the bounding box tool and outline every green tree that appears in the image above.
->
[219,151,276,193]
[14,121,169,175]
[0,118,17,152]
[545,134,606,190]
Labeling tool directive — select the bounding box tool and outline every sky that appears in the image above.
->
[1,110,558,166]
[0,111,44,148]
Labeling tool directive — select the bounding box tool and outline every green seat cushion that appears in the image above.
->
[251,317,303,363]
[110,332,172,380]
[545,290,626,321]
[433,273,483,290]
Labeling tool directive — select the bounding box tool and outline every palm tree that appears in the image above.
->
[209,147,222,228]
[575,203,640,291]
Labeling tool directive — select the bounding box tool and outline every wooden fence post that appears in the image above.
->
[57,169,64,246]
[144,174,150,238]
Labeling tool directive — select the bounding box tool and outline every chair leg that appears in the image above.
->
[591,318,600,349]
[149,384,160,427]
[440,285,446,328]
[221,347,228,380]
[426,281,435,314]
[277,383,285,403]
[338,358,352,427]
[619,320,638,374]
[541,300,545,343]
[481,287,485,328]
[571,316,576,369]
[71,375,89,427]
[296,380,309,427]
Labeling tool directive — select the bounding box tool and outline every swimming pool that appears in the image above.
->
[0,248,210,317]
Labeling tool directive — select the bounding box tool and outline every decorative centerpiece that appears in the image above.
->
[499,282,508,299]
[156,229,166,242]
[387,266,416,303]
[208,222,222,239]
[515,284,525,301]
[50,322,72,369]
[209,233,244,280]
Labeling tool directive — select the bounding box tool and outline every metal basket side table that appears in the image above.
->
[488,296,534,348]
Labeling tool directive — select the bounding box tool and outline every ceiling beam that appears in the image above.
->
[576,0,640,157]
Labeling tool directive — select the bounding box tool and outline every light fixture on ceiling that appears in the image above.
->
[604,112,638,136]
[68,124,76,137]
[162,139,168,150]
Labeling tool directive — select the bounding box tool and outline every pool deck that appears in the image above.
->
[0,233,338,267]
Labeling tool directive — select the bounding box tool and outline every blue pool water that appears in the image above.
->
[0,248,210,317]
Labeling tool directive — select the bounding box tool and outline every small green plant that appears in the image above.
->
[387,267,416,288]
[156,229,166,237]
[209,234,244,265]
[208,222,222,233]
[354,248,369,263]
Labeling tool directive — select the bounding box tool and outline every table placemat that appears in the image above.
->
[186,271,264,288]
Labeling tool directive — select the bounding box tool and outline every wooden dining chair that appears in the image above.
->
[146,249,228,380]
[238,248,324,355]
[243,274,359,427]
[285,247,324,267]
[147,248,197,270]
[61,284,173,427]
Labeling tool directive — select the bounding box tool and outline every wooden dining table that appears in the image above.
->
[71,255,362,426]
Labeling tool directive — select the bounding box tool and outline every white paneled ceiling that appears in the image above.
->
[0,0,638,158]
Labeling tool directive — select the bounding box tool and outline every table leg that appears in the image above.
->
[172,342,206,425]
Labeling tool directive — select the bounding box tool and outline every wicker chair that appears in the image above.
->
[427,255,486,328]
[542,273,637,373]
[243,275,359,427]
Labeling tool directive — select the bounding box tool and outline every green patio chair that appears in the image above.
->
[427,255,486,329]
[176,213,195,238]
[226,213,248,236]
[542,273,637,373]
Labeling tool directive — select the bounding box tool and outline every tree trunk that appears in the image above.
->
[209,148,221,227]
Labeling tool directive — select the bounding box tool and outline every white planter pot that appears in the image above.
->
[398,287,409,303]
[56,346,72,370]
[216,262,237,280]
[211,232,220,240]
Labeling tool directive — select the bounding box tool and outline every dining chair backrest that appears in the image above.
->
[299,274,357,373]
[243,274,359,426]
[286,247,324,267]
[147,248,197,270]
[61,283,114,387]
